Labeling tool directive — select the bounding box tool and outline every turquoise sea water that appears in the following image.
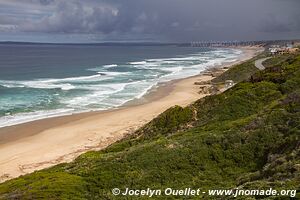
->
[0,44,242,127]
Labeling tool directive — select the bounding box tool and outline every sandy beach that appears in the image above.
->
[0,47,263,182]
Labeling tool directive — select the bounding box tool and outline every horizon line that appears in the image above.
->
[0,39,299,46]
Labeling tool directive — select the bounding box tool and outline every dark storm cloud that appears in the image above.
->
[0,0,299,42]
[21,1,120,34]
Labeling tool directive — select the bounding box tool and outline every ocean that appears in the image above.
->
[0,44,242,128]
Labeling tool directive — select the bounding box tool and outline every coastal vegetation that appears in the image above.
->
[212,53,267,83]
[0,52,299,199]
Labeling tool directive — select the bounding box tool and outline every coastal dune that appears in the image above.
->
[0,47,262,182]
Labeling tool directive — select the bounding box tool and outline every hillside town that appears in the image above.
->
[268,42,300,55]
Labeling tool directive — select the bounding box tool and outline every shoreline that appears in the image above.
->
[0,47,248,130]
[0,47,252,130]
[0,46,263,182]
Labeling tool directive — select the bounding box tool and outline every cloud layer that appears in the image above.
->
[0,0,299,42]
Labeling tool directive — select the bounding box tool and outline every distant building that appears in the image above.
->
[190,41,260,48]
[269,48,279,55]
[269,45,299,55]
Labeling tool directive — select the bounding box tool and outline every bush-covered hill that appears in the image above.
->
[0,53,299,200]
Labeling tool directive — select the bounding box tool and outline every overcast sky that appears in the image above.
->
[0,0,299,43]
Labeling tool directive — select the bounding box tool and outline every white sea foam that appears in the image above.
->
[96,71,128,76]
[64,83,128,107]
[0,73,112,90]
[103,64,118,68]
[134,81,158,99]
[0,80,76,90]
[130,61,147,65]
[0,48,244,128]
[0,108,75,128]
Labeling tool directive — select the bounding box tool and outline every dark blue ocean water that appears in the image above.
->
[0,44,241,127]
